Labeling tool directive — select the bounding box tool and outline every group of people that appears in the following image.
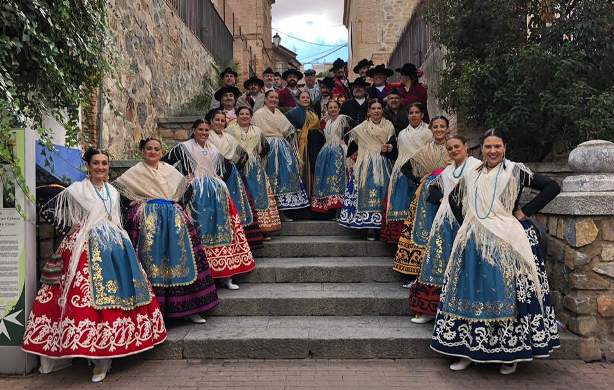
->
[22,57,561,381]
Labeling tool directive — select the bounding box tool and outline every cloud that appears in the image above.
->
[272,0,348,65]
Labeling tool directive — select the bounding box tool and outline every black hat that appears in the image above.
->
[396,63,418,77]
[243,76,264,89]
[304,69,316,76]
[318,77,335,90]
[273,71,282,77]
[329,58,347,72]
[214,86,241,102]
[353,59,374,74]
[350,77,370,89]
[219,67,238,79]
[263,67,275,75]
[282,68,303,81]
[387,88,402,97]
[366,64,394,78]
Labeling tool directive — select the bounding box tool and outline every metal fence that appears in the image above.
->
[388,1,433,75]
[167,0,233,66]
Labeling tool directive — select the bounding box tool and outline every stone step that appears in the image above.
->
[148,316,582,360]
[273,220,356,236]
[253,236,393,258]
[210,282,408,316]
[237,257,397,283]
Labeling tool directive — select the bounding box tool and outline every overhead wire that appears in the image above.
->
[272,28,346,47]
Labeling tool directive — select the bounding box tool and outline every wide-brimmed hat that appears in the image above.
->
[214,86,241,102]
[366,64,394,78]
[318,77,335,90]
[263,67,275,76]
[387,88,402,97]
[282,68,304,81]
[243,76,264,89]
[304,69,316,76]
[350,77,370,89]
[353,59,374,74]
[329,58,347,72]
[219,67,238,79]
[396,63,418,77]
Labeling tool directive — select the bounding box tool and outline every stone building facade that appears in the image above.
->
[83,0,219,158]
[343,0,420,77]
[272,44,301,74]
[211,0,275,79]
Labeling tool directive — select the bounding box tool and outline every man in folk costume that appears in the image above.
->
[237,76,265,111]
[314,77,335,121]
[302,68,321,104]
[210,67,238,109]
[277,68,303,110]
[394,63,429,121]
[330,57,351,102]
[383,88,409,135]
[353,58,374,80]
[263,67,276,93]
[340,77,370,125]
[366,64,395,101]
[273,71,283,89]
[285,90,325,199]
[214,85,241,125]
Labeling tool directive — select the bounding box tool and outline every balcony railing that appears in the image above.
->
[167,0,233,66]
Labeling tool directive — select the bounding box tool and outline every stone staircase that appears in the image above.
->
[148,221,581,360]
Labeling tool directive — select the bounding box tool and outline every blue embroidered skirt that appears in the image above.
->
[242,158,270,212]
[386,172,418,222]
[418,217,460,287]
[265,137,309,210]
[337,166,388,229]
[225,163,254,226]
[312,144,346,212]
[431,220,560,363]
[191,176,233,247]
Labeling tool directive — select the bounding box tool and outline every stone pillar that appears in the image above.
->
[538,140,614,362]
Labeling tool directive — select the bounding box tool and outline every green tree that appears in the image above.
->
[0,0,110,197]
[426,0,614,161]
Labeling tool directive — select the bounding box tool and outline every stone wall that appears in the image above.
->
[100,0,218,158]
[536,140,614,362]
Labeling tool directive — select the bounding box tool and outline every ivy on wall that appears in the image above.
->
[0,0,111,200]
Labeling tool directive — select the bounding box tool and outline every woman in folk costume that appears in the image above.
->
[431,130,560,374]
[311,99,353,213]
[393,116,452,286]
[285,90,325,198]
[114,138,219,324]
[432,129,560,374]
[408,136,480,324]
[380,102,432,244]
[207,109,264,250]
[226,106,282,237]
[338,99,396,240]
[252,90,309,217]
[23,149,166,383]
[163,119,255,291]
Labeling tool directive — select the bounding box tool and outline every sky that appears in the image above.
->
[271,0,348,68]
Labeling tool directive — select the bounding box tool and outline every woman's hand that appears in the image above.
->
[350,152,358,162]
[381,144,392,153]
[186,173,195,184]
[514,209,527,221]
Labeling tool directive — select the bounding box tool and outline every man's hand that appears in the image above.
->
[514,209,527,221]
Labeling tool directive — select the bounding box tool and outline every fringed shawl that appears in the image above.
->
[411,140,451,178]
[430,156,481,231]
[253,106,295,139]
[208,130,240,162]
[349,118,395,188]
[114,161,186,202]
[46,179,124,310]
[323,114,351,146]
[178,138,223,178]
[450,160,543,306]
[296,110,320,166]
[386,122,432,209]
[226,123,265,175]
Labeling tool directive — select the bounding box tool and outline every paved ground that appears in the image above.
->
[1,358,613,390]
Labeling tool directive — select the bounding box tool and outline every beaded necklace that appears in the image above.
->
[474,160,504,220]
[93,181,112,219]
[452,158,468,179]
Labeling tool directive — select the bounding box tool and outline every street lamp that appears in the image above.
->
[273,32,281,47]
